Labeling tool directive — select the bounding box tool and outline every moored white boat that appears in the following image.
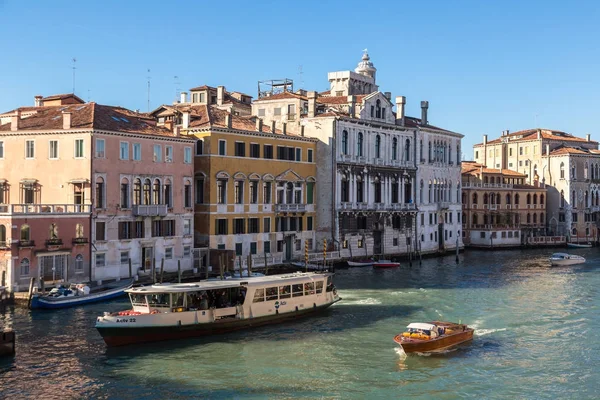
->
[95,272,341,347]
[347,260,373,267]
[549,253,586,266]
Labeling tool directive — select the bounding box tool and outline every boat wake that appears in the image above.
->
[341,298,382,305]
[475,327,507,336]
[394,347,407,359]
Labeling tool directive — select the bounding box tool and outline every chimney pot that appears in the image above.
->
[256,118,263,132]
[217,86,225,106]
[586,133,591,142]
[395,96,406,126]
[180,92,188,104]
[34,95,43,107]
[420,101,429,126]
[182,111,190,129]
[225,114,232,128]
[483,134,488,145]
[62,111,72,130]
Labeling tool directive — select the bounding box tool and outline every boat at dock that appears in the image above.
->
[31,278,134,309]
[373,260,400,269]
[567,242,592,249]
[95,271,341,347]
[549,253,586,266]
[394,321,474,353]
[347,260,373,267]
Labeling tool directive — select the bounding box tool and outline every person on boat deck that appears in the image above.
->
[199,293,209,310]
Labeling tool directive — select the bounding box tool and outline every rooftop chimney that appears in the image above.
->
[256,118,263,132]
[282,122,287,135]
[180,92,187,104]
[10,110,20,131]
[587,134,591,142]
[384,92,391,100]
[217,86,225,106]
[307,91,317,118]
[271,120,276,134]
[420,101,429,126]
[225,114,232,128]
[62,111,72,130]
[182,111,190,129]
[347,95,356,118]
[34,95,43,107]
[546,144,550,155]
[537,129,541,139]
[483,134,488,145]
[396,96,406,126]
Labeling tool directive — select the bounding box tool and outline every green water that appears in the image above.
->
[1,248,599,399]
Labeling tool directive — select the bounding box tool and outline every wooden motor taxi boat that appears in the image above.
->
[393,321,474,353]
[549,253,586,266]
[96,272,341,347]
[373,260,400,269]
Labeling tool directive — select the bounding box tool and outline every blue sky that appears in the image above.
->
[1,0,599,155]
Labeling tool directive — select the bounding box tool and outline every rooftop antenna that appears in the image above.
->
[147,68,151,112]
[298,65,304,90]
[174,75,181,102]
[72,58,77,94]
[87,89,91,102]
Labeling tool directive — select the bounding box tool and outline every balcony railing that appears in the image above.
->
[287,114,296,121]
[462,183,513,189]
[0,204,92,215]
[18,240,35,247]
[45,238,63,246]
[275,203,306,212]
[133,204,168,217]
[72,237,89,245]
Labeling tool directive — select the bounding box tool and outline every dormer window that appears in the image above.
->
[376,99,382,118]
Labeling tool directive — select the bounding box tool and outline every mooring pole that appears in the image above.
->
[177,259,181,283]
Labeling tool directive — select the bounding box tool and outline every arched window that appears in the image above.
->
[20,224,30,242]
[560,190,565,207]
[533,213,537,224]
[572,190,576,207]
[462,192,467,205]
[428,141,432,161]
[496,192,501,205]
[540,213,544,224]
[120,178,130,208]
[484,177,488,184]
[527,213,531,223]
[405,139,411,162]
[571,166,576,179]
[490,193,495,205]
[164,178,172,207]
[540,194,544,205]
[375,99,382,118]
[515,193,520,206]
[0,225,6,246]
[341,130,348,155]
[585,190,589,207]
[196,139,204,155]
[496,177,501,184]
[75,254,84,271]
[357,132,363,157]
[184,179,192,208]
[133,178,142,205]
[143,179,151,205]
[95,177,105,209]
[392,138,398,160]
[75,223,84,238]
[420,180,424,203]
[473,214,478,225]
[420,140,423,162]
[153,179,161,205]
[375,135,381,158]
[560,162,565,179]
[472,193,478,204]
[584,163,589,179]
[506,194,511,204]
[526,194,531,205]
[483,193,488,204]
[533,194,537,205]
[20,258,30,276]
[428,182,432,203]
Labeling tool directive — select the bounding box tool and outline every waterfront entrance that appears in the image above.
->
[40,254,68,283]
[373,230,382,255]
[142,247,153,271]
[284,236,292,261]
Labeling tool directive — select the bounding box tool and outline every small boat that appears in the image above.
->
[394,321,474,353]
[373,260,400,268]
[347,260,373,267]
[549,253,586,266]
[96,271,341,347]
[567,242,592,249]
[31,278,134,309]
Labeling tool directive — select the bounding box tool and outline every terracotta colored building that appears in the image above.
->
[0,94,195,291]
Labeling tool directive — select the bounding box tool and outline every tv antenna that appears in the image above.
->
[174,75,181,101]
[72,58,77,94]
[298,65,304,89]
[147,69,151,112]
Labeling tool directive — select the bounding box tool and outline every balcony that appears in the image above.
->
[0,204,92,215]
[340,154,354,163]
[374,158,385,166]
[287,113,296,121]
[45,238,63,247]
[274,203,306,212]
[133,204,168,217]
[72,237,89,245]
[18,240,35,247]
[390,203,417,211]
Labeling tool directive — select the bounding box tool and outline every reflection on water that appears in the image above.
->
[2,248,600,398]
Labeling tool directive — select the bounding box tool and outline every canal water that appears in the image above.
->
[1,248,600,399]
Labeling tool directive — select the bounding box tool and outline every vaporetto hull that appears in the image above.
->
[96,272,341,347]
[97,301,338,347]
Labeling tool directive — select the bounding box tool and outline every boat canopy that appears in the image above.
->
[407,323,437,331]
[551,253,569,258]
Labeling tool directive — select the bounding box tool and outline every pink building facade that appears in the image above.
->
[0,95,195,291]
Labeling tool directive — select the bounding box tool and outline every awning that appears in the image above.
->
[20,179,37,184]
[68,178,89,184]
[0,179,6,184]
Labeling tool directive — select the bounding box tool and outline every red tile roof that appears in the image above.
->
[189,85,216,91]
[0,103,176,137]
[316,95,366,105]
[254,92,308,101]
[461,161,526,177]
[474,129,597,146]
